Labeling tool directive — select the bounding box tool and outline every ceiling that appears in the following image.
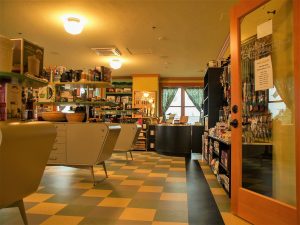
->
[0,0,237,78]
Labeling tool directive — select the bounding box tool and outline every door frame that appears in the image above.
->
[230,0,300,224]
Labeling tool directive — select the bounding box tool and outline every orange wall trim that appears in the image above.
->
[132,74,160,78]
[294,0,300,222]
[160,82,204,87]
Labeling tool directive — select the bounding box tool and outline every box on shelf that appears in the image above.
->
[123,87,132,93]
[38,85,55,102]
[11,38,44,77]
[115,88,123,93]
[0,35,13,72]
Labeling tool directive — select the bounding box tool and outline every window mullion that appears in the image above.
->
[181,88,185,116]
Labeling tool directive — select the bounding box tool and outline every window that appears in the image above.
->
[163,87,203,124]
[268,87,286,118]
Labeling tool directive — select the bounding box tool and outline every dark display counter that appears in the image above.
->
[155,124,192,156]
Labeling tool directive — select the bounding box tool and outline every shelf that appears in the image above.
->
[35,101,119,106]
[106,92,132,95]
[208,135,231,145]
[49,81,111,88]
[0,71,48,88]
[219,162,229,172]
[213,150,219,156]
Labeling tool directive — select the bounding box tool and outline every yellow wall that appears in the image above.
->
[132,76,159,91]
[132,75,160,116]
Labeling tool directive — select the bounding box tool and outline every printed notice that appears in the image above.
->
[254,55,273,91]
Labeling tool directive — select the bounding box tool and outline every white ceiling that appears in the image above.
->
[0,0,237,78]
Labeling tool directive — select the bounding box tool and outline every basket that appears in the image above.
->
[66,113,85,122]
[41,112,66,122]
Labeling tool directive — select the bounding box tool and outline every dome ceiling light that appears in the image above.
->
[109,59,122,69]
[63,16,84,35]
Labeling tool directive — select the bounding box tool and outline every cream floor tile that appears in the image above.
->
[109,175,128,180]
[119,208,156,221]
[72,183,94,189]
[82,189,112,197]
[26,202,66,215]
[121,166,139,170]
[149,157,161,160]
[143,162,157,165]
[138,186,164,193]
[201,165,210,169]
[160,193,187,202]
[24,193,54,203]
[204,174,216,180]
[166,177,186,183]
[169,167,185,172]
[149,173,168,178]
[40,215,83,225]
[152,222,188,225]
[109,163,127,167]
[98,198,131,207]
[155,165,171,168]
[134,169,152,174]
[171,161,185,164]
[159,159,173,162]
[211,188,227,195]
[121,180,144,186]
[221,212,252,225]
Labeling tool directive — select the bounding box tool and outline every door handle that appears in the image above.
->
[230,119,239,128]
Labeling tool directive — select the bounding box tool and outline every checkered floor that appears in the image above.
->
[1,152,188,225]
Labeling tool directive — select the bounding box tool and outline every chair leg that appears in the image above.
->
[90,166,96,186]
[17,199,28,225]
[125,152,128,161]
[129,150,133,160]
[102,161,108,178]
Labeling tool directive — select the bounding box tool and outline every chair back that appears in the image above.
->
[0,122,56,208]
[97,124,121,162]
[114,124,141,151]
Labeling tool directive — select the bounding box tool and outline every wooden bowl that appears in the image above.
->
[41,112,66,122]
[66,113,85,122]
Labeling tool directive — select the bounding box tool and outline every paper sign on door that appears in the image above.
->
[254,55,273,91]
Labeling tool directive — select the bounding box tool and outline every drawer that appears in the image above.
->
[54,136,66,144]
[56,129,66,137]
[52,143,66,154]
[48,152,66,163]
[54,123,66,130]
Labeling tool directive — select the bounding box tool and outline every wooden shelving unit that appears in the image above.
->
[49,81,111,88]
[0,71,48,88]
[207,135,231,196]
[134,118,150,151]
[203,67,224,131]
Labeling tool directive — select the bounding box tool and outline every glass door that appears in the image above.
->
[230,0,299,224]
